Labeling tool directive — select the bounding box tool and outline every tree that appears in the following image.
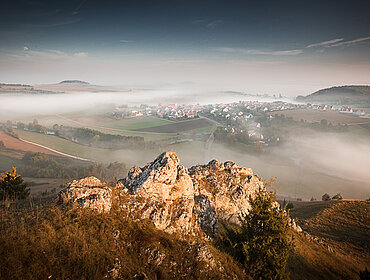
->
[0,140,5,150]
[286,202,294,210]
[332,193,343,200]
[224,188,294,280]
[0,167,30,200]
[322,193,331,201]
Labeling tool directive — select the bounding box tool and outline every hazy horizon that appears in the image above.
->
[1,0,369,96]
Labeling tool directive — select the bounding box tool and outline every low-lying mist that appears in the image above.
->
[1,89,368,200]
[0,90,291,120]
[164,133,370,200]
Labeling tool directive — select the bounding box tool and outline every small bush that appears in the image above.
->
[359,267,370,280]
[286,202,294,210]
[322,193,331,201]
[0,167,29,200]
[332,193,343,200]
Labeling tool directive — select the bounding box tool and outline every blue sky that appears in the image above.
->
[0,0,369,95]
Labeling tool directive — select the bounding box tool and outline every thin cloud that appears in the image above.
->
[27,17,81,27]
[74,52,88,58]
[192,19,207,25]
[217,47,303,56]
[72,0,87,15]
[306,38,344,48]
[7,48,88,61]
[330,36,370,47]
[206,20,223,29]
[192,19,223,29]
[120,40,135,43]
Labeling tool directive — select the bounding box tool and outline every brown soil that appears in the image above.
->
[0,131,59,156]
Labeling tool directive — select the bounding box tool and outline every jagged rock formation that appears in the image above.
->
[58,176,112,213]
[189,159,263,224]
[58,152,266,237]
[116,152,200,236]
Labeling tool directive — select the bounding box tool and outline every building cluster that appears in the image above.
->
[155,104,202,119]
[112,104,202,120]
[306,104,366,116]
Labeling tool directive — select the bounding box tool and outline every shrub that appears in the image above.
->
[0,167,29,200]
[286,202,294,210]
[332,193,343,200]
[359,267,369,280]
[322,193,331,201]
[223,188,294,280]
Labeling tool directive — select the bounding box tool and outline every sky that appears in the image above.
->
[0,0,369,95]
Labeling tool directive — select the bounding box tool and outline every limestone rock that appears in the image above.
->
[58,176,112,213]
[189,159,264,224]
[193,194,218,237]
[57,153,269,238]
[117,152,199,236]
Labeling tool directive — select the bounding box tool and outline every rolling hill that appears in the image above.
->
[296,85,370,104]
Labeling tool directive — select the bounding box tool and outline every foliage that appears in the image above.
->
[359,267,370,280]
[332,193,343,200]
[222,188,294,280]
[322,193,331,201]
[53,125,154,149]
[286,202,294,210]
[19,152,127,180]
[0,167,29,200]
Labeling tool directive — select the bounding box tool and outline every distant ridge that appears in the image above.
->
[296,85,370,104]
[58,80,90,85]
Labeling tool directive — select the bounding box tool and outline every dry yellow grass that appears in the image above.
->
[288,200,370,279]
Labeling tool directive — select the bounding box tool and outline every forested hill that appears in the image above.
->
[296,85,370,104]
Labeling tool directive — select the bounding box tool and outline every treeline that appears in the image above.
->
[214,126,251,145]
[1,120,157,149]
[52,125,156,149]
[19,152,127,181]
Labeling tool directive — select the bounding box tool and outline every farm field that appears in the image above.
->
[0,131,60,156]
[105,116,173,130]
[273,109,370,125]
[14,130,161,166]
[135,118,214,133]
[20,114,178,141]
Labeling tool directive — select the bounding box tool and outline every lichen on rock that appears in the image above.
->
[58,176,112,213]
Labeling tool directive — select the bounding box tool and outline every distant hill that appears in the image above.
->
[296,85,370,104]
[58,80,90,85]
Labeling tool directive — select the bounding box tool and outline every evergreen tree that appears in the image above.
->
[0,167,30,200]
[224,187,294,280]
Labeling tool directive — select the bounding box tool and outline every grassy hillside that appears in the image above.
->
[0,205,247,280]
[297,85,370,104]
[288,200,370,279]
[0,194,368,279]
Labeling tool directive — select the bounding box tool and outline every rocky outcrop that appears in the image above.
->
[58,176,112,213]
[58,152,266,237]
[189,159,264,224]
[116,152,200,236]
